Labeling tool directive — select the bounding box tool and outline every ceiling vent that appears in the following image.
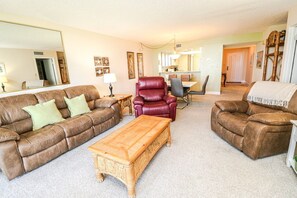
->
[176,44,182,48]
[34,51,44,55]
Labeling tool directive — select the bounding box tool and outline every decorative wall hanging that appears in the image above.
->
[127,52,135,79]
[256,51,263,69]
[0,63,6,75]
[137,53,144,77]
[94,56,102,66]
[94,56,110,77]
[102,57,109,66]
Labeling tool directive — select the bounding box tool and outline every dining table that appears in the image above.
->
[167,81,197,88]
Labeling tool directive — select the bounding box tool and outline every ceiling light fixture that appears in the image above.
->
[169,35,181,60]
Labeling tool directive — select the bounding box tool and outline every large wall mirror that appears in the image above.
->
[0,21,70,93]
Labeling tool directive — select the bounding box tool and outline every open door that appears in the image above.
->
[35,58,57,85]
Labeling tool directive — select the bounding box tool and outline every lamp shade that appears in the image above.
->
[103,73,117,84]
[0,76,7,83]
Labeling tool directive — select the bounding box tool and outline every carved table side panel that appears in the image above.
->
[94,155,129,185]
[133,127,170,181]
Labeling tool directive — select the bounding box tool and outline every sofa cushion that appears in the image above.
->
[64,85,100,110]
[139,89,165,101]
[246,103,282,115]
[18,125,65,157]
[34,90,70,119]
[22,100,65,130]
[0,94,37,134]
[217,112,249,136]
[56,115,93,138]
[64,94,91,117]
[86,108,114,125]
[143,101,169,115]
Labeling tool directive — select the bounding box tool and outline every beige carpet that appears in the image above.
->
[1,86,296,198]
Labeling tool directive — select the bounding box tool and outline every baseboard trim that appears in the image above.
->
[206,91,220,95]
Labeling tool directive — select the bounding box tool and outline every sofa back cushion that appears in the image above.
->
[35,90,70,118]
[64,85,100,110]
[0,94,37,134]
[243,82,297,115]
[136,77,166,101]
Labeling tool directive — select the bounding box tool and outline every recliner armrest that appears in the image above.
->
[215,100,248,113]
[163,95,177,104]
[133,96,144,106]
[248,112,297,126]
[0,128,20,143]
[95,97,118,108]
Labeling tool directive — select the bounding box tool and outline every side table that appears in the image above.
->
[109,94,132,119]
[286,120,297,173]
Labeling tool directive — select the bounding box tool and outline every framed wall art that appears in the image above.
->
[94,56,102,66]
[256,51,263,69]
[0,63,6,75]
[137,53,144,77]
[94,56,110,77]
[127,52,135,79]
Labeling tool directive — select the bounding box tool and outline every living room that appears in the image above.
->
[1,1,297,197]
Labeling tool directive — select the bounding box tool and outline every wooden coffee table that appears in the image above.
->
[88,115,171,198]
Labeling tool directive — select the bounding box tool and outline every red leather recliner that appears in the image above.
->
[133,77,177,121]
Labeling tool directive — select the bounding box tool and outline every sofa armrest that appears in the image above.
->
[215,100,248,113]
[95,97,118,108]
[248,113,297,126]
[163,95,177,104]
[0,128,20,143]
[133,96,144,106]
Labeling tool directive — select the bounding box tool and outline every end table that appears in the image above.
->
[108,94,132,119]
[286,120,297,174]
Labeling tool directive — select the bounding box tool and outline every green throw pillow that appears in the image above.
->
[64,94,91,117]
[23,99,64,130]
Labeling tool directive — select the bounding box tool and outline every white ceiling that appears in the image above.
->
[0,0,296,45]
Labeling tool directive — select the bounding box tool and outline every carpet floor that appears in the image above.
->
[1,86,297,198]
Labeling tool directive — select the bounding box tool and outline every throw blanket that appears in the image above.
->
[247,81,297,108]
[26,80,44,89]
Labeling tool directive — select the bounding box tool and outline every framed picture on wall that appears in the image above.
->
[94,56,102,66]
[256,51,263,69]
[0,63,6,75]
[137,53,144,77]
[127,52,135,79]
[95,67,104,77]
[102,57,109,66]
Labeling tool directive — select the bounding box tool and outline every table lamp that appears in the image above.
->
[103,73,117,97]
[0,76,7,92]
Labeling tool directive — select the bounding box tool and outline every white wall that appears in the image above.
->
[0,12,154,97]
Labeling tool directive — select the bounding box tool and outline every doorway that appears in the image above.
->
[222,46,255,86]
[35,58,57,85]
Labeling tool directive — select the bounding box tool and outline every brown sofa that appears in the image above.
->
[0,85,121,180]
[211,84,297,159]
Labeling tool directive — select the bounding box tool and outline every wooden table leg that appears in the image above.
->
[93,154,105,182]
[166,127,171,147]
[126,165,136,198]
[128,98,133,115]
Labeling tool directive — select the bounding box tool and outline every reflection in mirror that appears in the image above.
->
[159,52,200,72]
[0,21,70,93]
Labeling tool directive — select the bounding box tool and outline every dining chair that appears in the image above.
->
[189,75,209,101]
[181,74,191,82]
[168,74,177,79]
[170,78,190,109]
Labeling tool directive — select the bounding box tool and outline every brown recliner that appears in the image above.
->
[211,84,297,159]
[0,85,121,180]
